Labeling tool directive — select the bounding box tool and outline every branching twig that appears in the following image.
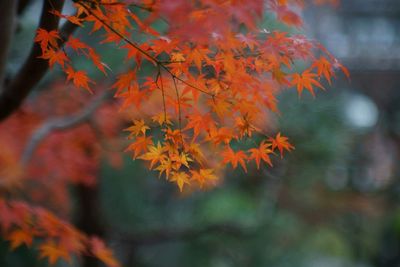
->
[172,77,185,147]
[21,91,112,165]
[77,1,215,98]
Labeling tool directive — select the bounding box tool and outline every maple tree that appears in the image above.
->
[0,0,348,266]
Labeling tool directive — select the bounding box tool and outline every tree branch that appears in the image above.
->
[0,1,18,87]
[0,0,71,122]
[21,91,112,165]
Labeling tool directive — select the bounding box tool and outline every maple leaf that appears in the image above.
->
[7,229,33,250]
[125,135,153,158]
[40,49,69,68]
[118,85,149,109]
[191,169,218,188]
[152,113,172,126]
[185,112,215,141]
[170,52,186,62]
[112,72,137,95]
[185,143,207,166]
[65,67,94,92]
[170,152,193,170]
[39,240,71,265]
[138,142,166,169]
[312,56,334,84]
[35,29,60,53]
[170,171,190,192]
[222,146,248,172]
[67,36,89,51]
[292,70,325,96]
[88,48,108,74]
[269,132,294,158]
[248,141,273,169]
[155,158,173,179]
[91,237,120,267]
[124,119,150,138]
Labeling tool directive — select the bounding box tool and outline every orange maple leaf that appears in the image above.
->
[191,169,218,188]
[312,56,334,84]
[248,141,273,169]
[269,132,294,158]
[7,229,33,250]
[222,146,248,172]
[91,237,120,267]
[40,49,69,69]
[35,29,60,53]
[65,67,94,92]
[39,240,71,265]
[292,70,325,96]
[125,135,153,158]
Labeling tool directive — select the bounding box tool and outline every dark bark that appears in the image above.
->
[75,183,106,267]
[0,1,17,87]
[0,0,68,122]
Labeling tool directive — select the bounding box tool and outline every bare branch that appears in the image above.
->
[0,0,72,122]
[21,91,112,165]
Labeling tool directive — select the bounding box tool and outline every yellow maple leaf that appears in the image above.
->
[138,142,166,169]
[124,119,150,138]
[191,169,218,188]
[39,241,70,265]
[170,171,190,192]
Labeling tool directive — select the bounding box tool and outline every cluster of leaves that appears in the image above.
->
[34,0,347,191]
[0,0,348,265]
[0,199,119,266]
[0,85,125,266]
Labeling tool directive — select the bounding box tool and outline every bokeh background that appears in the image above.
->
[2,0,400,266]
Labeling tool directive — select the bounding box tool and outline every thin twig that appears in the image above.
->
[77,1,215,98]
[156,66,168,126]
[172,77,185,147]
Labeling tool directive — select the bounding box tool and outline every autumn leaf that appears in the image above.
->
[155,158,173,179]
[40,49,69,69]
[269,132,294,158]
[248,141,273,169]
[222,146,248,172]
[65,67,94,92]
[170,171,190,192]
[152,113,172,126]
[39,240,71,265]
[312,56,334,84]
[124,119,150,138]
[35,28,60,53]
[125,135,153,158]
[138,142,166,169]
[7,229,33,250]
[91,237,120,267]
[292,70,325,96]
[191,169,218,188]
